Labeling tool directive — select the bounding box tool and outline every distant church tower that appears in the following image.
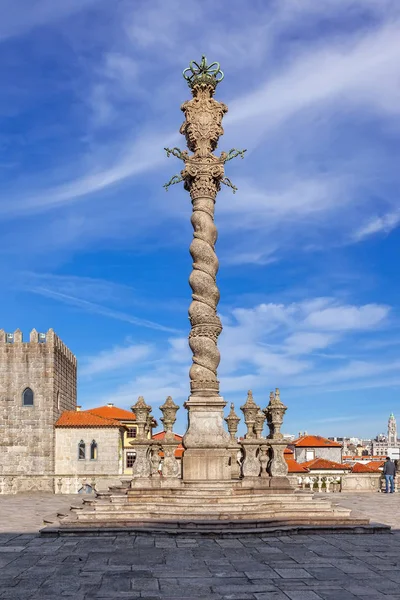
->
[388,413,397,447]
[0,329,76,490]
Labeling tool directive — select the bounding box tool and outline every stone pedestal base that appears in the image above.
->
[130,477,183,489]
[183,449,231,481]
[269,476,292,490]
[240,476,270,489]
[183,395,231,482]
[267,439,291,489]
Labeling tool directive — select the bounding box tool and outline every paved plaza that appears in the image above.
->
[0,493,400,599]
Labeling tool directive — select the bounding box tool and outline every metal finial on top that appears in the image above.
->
[183,55,224,89]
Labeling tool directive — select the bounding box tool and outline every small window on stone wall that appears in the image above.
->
[305,449,315,461]
[78,440,86,460]
[22,387,34,407]
[57,391,60,410]
[90,440,98,460]
[126,452,136,468]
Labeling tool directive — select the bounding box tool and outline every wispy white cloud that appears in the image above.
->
[228,22,400,129]
[310,415,360,424]
[303,303,389,331]
[0,0,101,41]
[284,332,336,355]
[21,272,136,304]
[3,4,400,227]
[80,296,393,414]
[25,287,180,334]
[81,343,152,377]
[353,210,400,241]
[0,129,179,218]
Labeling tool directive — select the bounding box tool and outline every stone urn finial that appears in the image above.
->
[264,388,287,440]
[240,390,259,439]
[132,396,152,440]
[160,396,179,441]
[225,403,240,440]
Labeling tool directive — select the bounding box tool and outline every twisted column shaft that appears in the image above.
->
[180,85,227,397]
[188,185,222,395]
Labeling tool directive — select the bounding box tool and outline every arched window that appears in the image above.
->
[22,387,34,407]
[90,440,98,460]
[78,440,86,460]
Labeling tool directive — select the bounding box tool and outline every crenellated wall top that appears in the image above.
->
[0,328,77,365]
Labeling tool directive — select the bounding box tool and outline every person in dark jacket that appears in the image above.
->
[383,457,396,493]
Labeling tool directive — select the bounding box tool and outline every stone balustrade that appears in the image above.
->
[297,472,390,493]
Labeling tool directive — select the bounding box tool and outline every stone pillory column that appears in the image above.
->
[164,56,245,481]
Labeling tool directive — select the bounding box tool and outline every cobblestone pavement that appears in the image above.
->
[0,493,399,599]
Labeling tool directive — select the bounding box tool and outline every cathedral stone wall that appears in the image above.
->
[0,329,76,481]
[55,427,123,476]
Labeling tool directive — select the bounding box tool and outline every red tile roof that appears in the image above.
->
[285,457,309,473]
[301,458,350,471]
[152,431,183,442]
[152,431,184,459]
[84,405,136,421]
[293,435,342,448]
[366,460,385,472]
[55,411,121,428]
[284,447,294,455]
[351,463,378,474]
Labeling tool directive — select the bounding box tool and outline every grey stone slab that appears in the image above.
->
[254,593,290,599]
[305,567,348,580]
[7,555,41,570]
[131,579,160,591]
[305,582,346,591]
[153,569,213,579]
[92,591,141,599]
[308,547,345,558]
[285,593,323,599]
[158,584,212,596]
[0,558,17,570]
[99,572,132,592]
[177,577,247,587]
[273,568,313,579]
[37,576,81,595]
[275,580,312,590]
[384,572,400,583]
[216,539,244,548]
[222,595,256,600]
[316,592,358,600]
[158,596,221,600]
[244,566,278,578]
[0,566,28,579]
[208,569,246,578]
[87,594,140,599]
[0,590,37,600]
[212,583,280,594]
[262,558,303,568]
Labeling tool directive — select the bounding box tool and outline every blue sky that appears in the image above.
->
[1,0,400,439]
